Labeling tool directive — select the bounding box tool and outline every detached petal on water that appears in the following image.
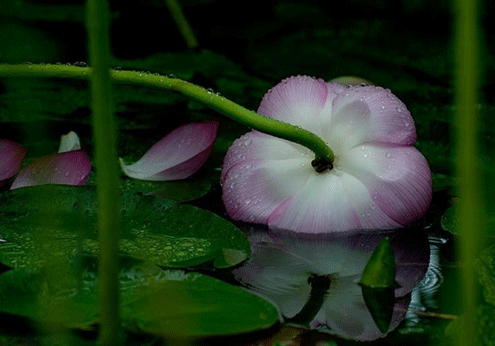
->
[58,131,81,153]
[0,139,27,187]
[120,121,219,181]
[11,150,91,190]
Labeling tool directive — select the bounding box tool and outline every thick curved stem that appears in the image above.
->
[0,64,335,164]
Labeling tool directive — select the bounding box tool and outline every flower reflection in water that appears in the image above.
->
[233,227,430,341]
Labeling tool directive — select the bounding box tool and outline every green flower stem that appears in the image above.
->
[0,63,335,164]
[86,0,121,344]
[454,0,482,344]
[165,0,198,49]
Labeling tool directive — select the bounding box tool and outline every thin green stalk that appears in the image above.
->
[0,63,334,164]
[165,0,198,49]
[454,0,482,344]
[86,0,121,344]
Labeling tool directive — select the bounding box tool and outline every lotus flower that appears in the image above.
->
[11,132,91,190]
[221,76,432,233]
[120,121,219,181]
[0,139,27,187]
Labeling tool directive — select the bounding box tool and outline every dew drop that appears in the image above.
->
[385,152,392,158]
[363,153,368,158]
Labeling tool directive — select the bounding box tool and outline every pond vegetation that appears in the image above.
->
[0,0,493,345]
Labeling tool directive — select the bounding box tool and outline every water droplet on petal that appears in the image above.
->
[385,152,392,158]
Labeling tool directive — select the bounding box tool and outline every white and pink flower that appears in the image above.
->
[221,76,432,233]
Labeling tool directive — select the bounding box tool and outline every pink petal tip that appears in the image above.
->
[11,149,91,190]
[120,121,219,181]
[0,139,27,187]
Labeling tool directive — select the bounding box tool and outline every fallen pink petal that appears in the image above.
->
[0,139,27,188]
[221,76,432,233]
[10,150,91,190]
[120,121,219,181]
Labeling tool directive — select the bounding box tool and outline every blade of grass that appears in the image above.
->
[454,0,483,344]
[86,0,121,344]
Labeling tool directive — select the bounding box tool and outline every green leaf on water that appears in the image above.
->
[360,237,396,288]
[477,243,495,307]
[0,259,279,336]
[359,237,396,334]
[0,185,249,270]
[120,267,279,337]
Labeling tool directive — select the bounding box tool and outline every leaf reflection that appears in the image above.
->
[233,227,430,341]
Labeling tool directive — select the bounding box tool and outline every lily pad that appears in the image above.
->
[120,267,279,337]
[441,203,495,236]
[0,259,279,337]
[478,244,495,307]
[0,185,249,269]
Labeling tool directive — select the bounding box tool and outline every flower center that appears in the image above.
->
[311,157,333,173]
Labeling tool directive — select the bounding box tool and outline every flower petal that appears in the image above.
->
[222,133,405,233]
[221,131,313,224]
[341,144,432,226]
[327,85,417,153]
[257,76,344,136]
[268,171,402,233]
[58,131,81,153]
[120,121,218,181]
[0,139,27,187]
[317,292,411,341]
[10,150,91,190]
